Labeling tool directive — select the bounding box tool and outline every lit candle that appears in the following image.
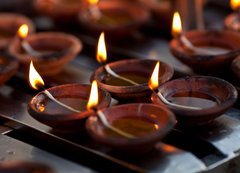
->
[172,11,215,55]
[149,61,201,110]
[87,80,135,138]
[29,60,80,113]
[88,0,102,20]
[96,32,138,85]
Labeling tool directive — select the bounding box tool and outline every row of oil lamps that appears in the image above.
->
[0,1,239,153]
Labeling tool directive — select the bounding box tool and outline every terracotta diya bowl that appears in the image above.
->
[91,59,174,102]
[0,53,18,85]
[86,103,176,152]
[170,30,240,74]
[78,0,150,38]
[151,76,238,126]
[224,13,240,31]
[0,161,55,173]
[0,13,35,50]
[8,32,82,76]
[28,84,111,132]
[34,0,84,22]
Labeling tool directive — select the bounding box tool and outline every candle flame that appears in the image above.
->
[29,61,45,90]
[87,80,99,110]
[18,24,29,39]
[231,0,240,10]
[97,32,107,64]
[172,12,182,37]
[88,0,98,5]
[148,61,160,91]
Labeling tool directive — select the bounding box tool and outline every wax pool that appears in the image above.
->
[104,72,149,86]
[37,96,87,114]
[104,116,158,138]
[167,91,219,109]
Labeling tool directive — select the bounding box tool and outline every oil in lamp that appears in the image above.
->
[8,25,82,76]
[86,80,176,152]
[170,11,240,74]
[78,0,150,38]
[28,61,111,132]
[150,62,238,126]
[149,61,201,110]
[91,33,174,101]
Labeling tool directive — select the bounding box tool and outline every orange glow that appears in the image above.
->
[88,0,98,5]
[29,61,44,90]
[231,0,240,10]
[172,12,182,37]
[97,32,107,64]
[17,24,29,39]
[148,62,160,91]
[87,80,99,110]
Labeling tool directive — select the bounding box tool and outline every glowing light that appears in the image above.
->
[148,61,160,91]
[88,0,98,5]
[231,0,240,10]
[172,12,182,37]
[87,80,99,110]
[96,32,107,64]
[18,24,29,39]
[29,61,44,90]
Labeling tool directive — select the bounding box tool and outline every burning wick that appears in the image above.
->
[88,0,102,20]
[18,25,67,58]
[97,32,139,85]
[230,0,240,30]
[149,61,202,110]
[87,80,136,139]
[18,24,42,57]
[29,61,80,113]
[172,12,216,55]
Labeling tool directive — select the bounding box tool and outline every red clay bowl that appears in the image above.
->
[86,103,176,152]
[0,161,55,173]
[224,13,240,31]
[78,0,150,38]
[8,32,82,76]
[91,59,174,102]
[0,53,19,85]
[151,76,238,126]
[0,13,35,50]
[170,30,240,74]
[28,84,111,132]
[34,0,85,22]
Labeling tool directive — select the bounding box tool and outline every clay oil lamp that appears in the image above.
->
[78,0,150,38]
[150,63,238,126]
[224,0,240,31]
[91,33,174,102]
[0,13,35,50]
[0,53,19,85]
[170,12,240,74]
[0,161,55,173]
[34,0,85,22]
[28,61,111,132]
[8,24,82,76]
[85,79,176,153]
